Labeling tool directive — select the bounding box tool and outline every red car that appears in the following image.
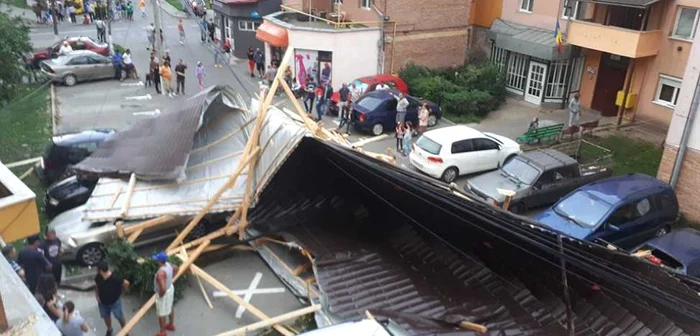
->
[328,74,409,115]
[26,36,110,69]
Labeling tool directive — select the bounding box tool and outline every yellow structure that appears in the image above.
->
[470,0,503,28]
[0,162,39,243]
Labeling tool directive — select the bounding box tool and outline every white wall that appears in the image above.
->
[666,26,700,148]
[288,28,381,90]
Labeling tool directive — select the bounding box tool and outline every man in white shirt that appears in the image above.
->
[350,83,362,103]
[58,42,73,55]
[376,82,389,90]
[393,92,409,124]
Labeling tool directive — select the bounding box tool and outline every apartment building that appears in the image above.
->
[657,23,700,222]
[489,0,700,128]
[253,0,473,90]
[213,0,282,60]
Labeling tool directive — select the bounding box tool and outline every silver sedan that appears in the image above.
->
[40,50,122,86]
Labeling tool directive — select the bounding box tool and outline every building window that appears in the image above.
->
[506,53,528,93]
[520,0,533,12]
[654,75,682,108]
[561,1,580,19]
[569,56,585,92]
[490,44,508,72]
[672,7,699,40]
[238,20,261,32]
[545,60,569,99]
[360,0,371,9]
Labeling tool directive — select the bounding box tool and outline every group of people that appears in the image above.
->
[145,50,195,97]
[4,233,180,336]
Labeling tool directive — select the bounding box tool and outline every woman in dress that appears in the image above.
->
[395,121,404,153]
[196,61,205,89]
[403,121,413,156]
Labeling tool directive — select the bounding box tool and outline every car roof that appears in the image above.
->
[63,50,103,57]
[420,125,485,144]
[580,174,671,205]
[645,228,700,267]
[364,89,437,106]
[53,129,115,145]
[357,74,402,84]
[519,149,577,170]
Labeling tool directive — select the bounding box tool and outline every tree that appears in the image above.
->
[0,10,33,103]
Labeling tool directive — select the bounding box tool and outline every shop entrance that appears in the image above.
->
[592,53,628,117]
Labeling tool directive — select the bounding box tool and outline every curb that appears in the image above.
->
[158,1,188,19]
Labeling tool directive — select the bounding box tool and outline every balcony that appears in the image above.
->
[567,20,661,58]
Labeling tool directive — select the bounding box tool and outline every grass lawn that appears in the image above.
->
[166,0,184,11]
[581,134,662,177]
[0,83,52,230]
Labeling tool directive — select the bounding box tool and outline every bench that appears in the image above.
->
[517,123,564,144]
[561,119,600,140]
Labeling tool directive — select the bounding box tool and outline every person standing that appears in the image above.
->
[199,17,207,43]
[87,2,95,20]
[568,93,581,127]
[253,48,265,78]
[160,62,174,97]
[153,252,178,336]
[68,5,76,23]
[163,51,172,69]
[343,101,355,135]
[320,81,333,117]
[112,51,123,80]
[222,39,232,65]
[395,122,404,153]
[146,23,156,50]
[59,41,73,55]
[175,59,187,95]
[247,47,255,78]
[139,0,146,17]
[393,92,409,124]
[403,121,413,156]
[349,83,361,104]
[213,40,223,68]
[338,83,350,118]
[150,56,161,93]
[125,1,133,21]
[41,229,63,286]
[418,102,430,134]
[95,19,106,43]
[303,75,316,114]
[95,261,130,336]
[55,301,89,336]
[123,49,138,79]
[207,20,215,43]
[196,61,205,89]
[177,19,185,45]
[3,246,25,281]
[18,234,51,293]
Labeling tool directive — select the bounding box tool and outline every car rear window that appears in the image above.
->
[53,55,72,65]
[416,136,442,155]
[357,96,384,111]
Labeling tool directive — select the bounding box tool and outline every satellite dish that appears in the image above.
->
[251,11,260,18]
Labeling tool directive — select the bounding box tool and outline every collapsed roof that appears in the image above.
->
[246,137,700,335]
[76,86,308,221]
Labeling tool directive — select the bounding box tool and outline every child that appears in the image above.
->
[395,122,404,153]
[196,61,205,89]
[403,121,413,156]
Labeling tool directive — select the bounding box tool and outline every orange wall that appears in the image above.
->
[579,50,602,109]
[470,0,502,27]
[501,0,562,31]
[0,199,39,244]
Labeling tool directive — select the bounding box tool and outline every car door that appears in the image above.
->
[449,139,477,175]
[596,197,655,249]
[527,169,556,208]
[383,98,397,129]
[67,56,92,81]
[88,54,113,80]
[472,138,501,171]
[547,165,581,203]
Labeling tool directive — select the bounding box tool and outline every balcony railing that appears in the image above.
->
[567,20,661,58]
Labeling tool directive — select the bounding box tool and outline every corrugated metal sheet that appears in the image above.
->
[245,138,700,335]
[488,19,571,61]
[589,0,661,8]
[80,86,308,221]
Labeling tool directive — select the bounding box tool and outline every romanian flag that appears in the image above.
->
[555,20,563,54]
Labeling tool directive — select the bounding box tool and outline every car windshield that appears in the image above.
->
[353,80,369,93]
[356,96,384,111]
[415,135,441,155]
[554,191,612,227]
[501,157,540,185]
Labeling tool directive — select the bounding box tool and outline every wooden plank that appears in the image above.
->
[120,173,137,218]
[123,215,176,235]
[18,167,34,180]
[4,157,41,169]
[178,248,214,310]
[116,221,125,238]
[166,227,228,256]
[116,240,211,336]
[166,147,260,251]
[351,134,388,147]
[459,321,488,334]
[189,264,295,336]
[108,185,123,208]
[126,228,143,243]
[215,305,321,336]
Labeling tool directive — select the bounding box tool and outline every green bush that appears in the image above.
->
[442,90,493,118]
[107,239,186,301]
[398,62,432,92]
[454,63,506,105]
[410,75,458,105]
[113,44,126,55]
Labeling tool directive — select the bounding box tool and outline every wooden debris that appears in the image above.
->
[352,134,388,148]
[459,321,488,334]
[18,167,33,181]
[4,157,41,169]
[120,173,137,218]
[108,185,123,208]
[215,305,321,336]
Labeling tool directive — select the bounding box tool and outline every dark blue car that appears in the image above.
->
[351,90,441,135]
[632,228,700,278]
[535,174,679,250]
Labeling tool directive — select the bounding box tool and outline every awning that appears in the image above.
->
[218,0,259,4]
[488,19,572,61]
[585,0,661,8]
[256,22,288,47]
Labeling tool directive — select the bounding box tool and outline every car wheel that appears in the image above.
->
[77,243,106,266]
[441,167,458,183]
[655,226,670,237]
[63,74,77,86]
[509,202,526,214]
[371,123,384,136]
[428,113,438,127]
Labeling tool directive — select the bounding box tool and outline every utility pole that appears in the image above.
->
[50,0,59,41]
[107,0,113,53]
[152,0,162,60]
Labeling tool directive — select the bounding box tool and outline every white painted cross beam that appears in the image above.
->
[211,272,286,318]
[125,94,152,100]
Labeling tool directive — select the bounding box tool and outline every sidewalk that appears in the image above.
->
[0,3,37,24]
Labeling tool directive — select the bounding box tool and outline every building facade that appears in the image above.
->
[657,22,700,222]
[213,0,282,59]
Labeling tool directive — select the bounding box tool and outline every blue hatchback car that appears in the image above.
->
[632,228,700,278]
[351,90,441,135]
[535,174,679,250]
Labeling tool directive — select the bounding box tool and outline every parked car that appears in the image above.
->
[25,36,110,69]
[351,90,441,135]
[35,128,115,185]
[44,175,98,218]
[535,174,679,250]
[41,50,123,86]
[328,74,409,115]
[466,142,613,213]
[49,205,228,266]
[631,228,700,277]
[409,125,520,183]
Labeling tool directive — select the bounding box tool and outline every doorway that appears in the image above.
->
[525,62,547,105]
[592,53,628,116]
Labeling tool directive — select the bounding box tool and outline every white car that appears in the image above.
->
[409,125,521,183]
